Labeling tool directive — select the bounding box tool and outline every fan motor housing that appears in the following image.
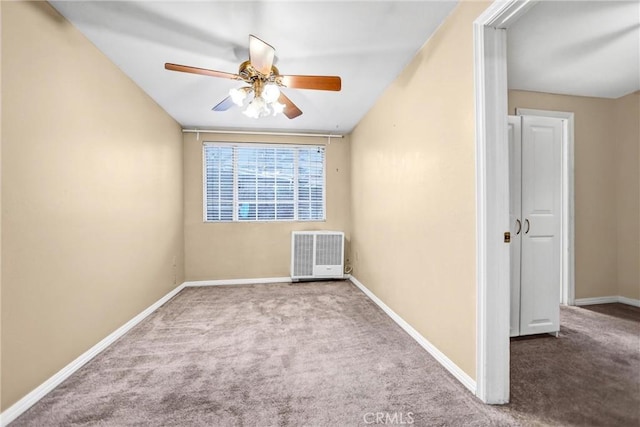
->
[239,60,279,83]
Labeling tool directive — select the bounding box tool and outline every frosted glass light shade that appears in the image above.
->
[271,101,285,116]
[229,87,248,106]
[262,84,281,103]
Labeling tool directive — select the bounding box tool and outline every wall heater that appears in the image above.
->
[291,231,345,281]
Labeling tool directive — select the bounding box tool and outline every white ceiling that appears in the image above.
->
[508,1,640,99]
[49,1,639,133]
[49,1,458,134]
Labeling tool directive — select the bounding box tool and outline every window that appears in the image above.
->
[203,143,325,222]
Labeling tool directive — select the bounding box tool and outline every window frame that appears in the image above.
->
[202,141,327,223]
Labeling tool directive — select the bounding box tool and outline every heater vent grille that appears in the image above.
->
[293,234,314,277]
[291,231,344,280]
[316,234,343,266]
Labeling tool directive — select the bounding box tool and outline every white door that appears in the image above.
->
[519,116,562,336]
[508,116,522,338]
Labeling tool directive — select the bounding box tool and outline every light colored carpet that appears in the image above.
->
[12,281,513,426]
[11,282,640,426]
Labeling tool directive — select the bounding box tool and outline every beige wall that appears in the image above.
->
[614,92,640,300]
[509,90,639,300]
[349,1,490,380]
[0,0,3,409]
[1,2,184,410]
[184,133,351,281]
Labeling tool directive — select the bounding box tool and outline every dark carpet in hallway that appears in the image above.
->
[506,303,640,426]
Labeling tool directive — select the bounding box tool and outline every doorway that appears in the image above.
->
[473,0,578,404]
[473,0,542,404]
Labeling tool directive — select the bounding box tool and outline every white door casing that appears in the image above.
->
[519,116,562,335]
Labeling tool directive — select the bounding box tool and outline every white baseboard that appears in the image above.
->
[574,296,619,306]
[183,276,352,287]
[618,296,640,307]
[574,295,640,307]
[349,276,477,394]
[184,277,292,287]
[0,283,187,427]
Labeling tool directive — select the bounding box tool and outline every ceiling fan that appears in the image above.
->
[165,35,341,119]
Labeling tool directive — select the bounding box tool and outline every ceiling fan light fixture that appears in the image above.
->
[243,96,267,118]
[242,86,285,118]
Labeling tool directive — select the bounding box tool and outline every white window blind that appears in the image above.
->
[203,143,325,222]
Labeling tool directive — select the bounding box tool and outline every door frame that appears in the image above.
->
[516,108,575,307]
[473,0,538,404]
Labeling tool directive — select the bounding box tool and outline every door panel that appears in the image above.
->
[520,116,562,336]
[508,116,522,338]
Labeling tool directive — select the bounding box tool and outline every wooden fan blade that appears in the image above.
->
[249,35,275,75]
[165,63,241,80]
[278,92,303,119]
[279,75,341,91]
[212,96,236,112]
